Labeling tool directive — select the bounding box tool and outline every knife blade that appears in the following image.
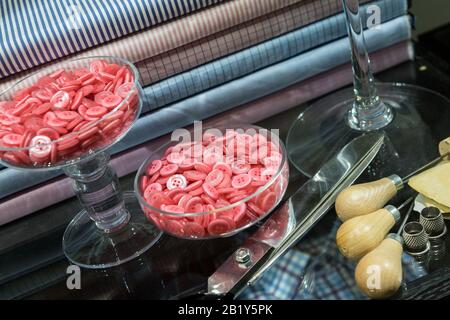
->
[207,133,385,297]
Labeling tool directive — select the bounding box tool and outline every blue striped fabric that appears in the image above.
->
[0,0,223,78]
[0,15,412,199]
[143,0,408,112]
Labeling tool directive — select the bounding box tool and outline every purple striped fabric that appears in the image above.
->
[0,41,413,226]
[0,0,305,93]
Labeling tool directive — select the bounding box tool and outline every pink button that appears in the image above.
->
[144,183,163,199]
[207,218,231,236]
[205,169,224,187]
[178,194,192,208]
[140,175,149,193]
[160,164,178,176]
[32,102,53,115]
[247,202,265,216]
[185,196,202,212]
[217,174,232,188]
[50,91,71,110]
[231,161,251,174]
[184,222,205,238]
[231,203,247,223]
[55,111,79,121]
[46,117,68,128]
[2,133,23,147]
[145,191,174,208]
[179,157,195,170]
[231,174,251,189]
[86,106,108,117]
[147,159,163,175]
[183,180,203,192]
[213,162,232,176]
[184,170,207,181]
[189,187,204,197]
[194,162,212,174]
[260,192,277,211]
[202,183,219,200]
[116,82,134,99]
[166,151,185,164]
[57,137,80,151]
[24,116,45,132]
[29,135,52,160]
[100,94,122,108]
[165,220,185,237]
[162,205,185,214]
[166,174,187,190]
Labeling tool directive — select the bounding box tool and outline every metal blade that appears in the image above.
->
[207,133,384,297]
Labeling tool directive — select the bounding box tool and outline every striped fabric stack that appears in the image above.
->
[0,0,413,228]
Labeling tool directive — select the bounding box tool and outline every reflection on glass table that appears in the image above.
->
[287,0,450,179]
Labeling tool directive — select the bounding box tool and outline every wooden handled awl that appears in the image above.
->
[335,152,449,221]
[355,234,403,299]
[336,205,400,260]
[354,201,413,299]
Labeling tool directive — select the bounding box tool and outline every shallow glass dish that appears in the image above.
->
[0,56,162,269]
[135,124,289,239]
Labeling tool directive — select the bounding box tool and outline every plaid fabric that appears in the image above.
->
[142,14,411,112]
[138,0,356,85]
[240,220,427,300]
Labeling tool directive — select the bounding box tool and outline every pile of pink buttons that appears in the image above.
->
[0,60,139,167]
[138,130,288,239]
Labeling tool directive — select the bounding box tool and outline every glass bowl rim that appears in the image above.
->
[134,123,288,217]
[0,55,141,152]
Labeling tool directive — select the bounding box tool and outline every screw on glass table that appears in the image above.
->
[0,48,450,300]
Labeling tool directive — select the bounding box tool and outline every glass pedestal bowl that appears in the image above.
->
[134,124,289,239]
[0,56,161,269]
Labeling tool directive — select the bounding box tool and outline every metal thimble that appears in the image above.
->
[420,207,447,242]
[402,221,430,255]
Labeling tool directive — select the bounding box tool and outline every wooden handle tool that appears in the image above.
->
[336,152,448,221]
[336,205,400,260]
[354,200,414,299]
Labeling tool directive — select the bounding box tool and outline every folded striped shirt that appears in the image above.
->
[0,0,225,79]
[0,41,413,226]
[0,15,412,201]
[0,0,304,89]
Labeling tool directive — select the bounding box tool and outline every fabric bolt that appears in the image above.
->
[240,219,426,300]
[0,1,407,171]
[0,40,413,225]
[141,15,411,112]
[0,0,225,79]
[138,0,405,86]
[0,16,412,199]
[0,0,306,93]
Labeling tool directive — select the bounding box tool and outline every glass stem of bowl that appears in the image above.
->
[342,0,394,131]
[63,152,130,233]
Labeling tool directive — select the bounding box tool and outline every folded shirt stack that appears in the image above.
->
[0,0,413,225]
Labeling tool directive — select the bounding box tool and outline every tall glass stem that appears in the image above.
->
[64,152,130,233]
[342,0,394,131]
